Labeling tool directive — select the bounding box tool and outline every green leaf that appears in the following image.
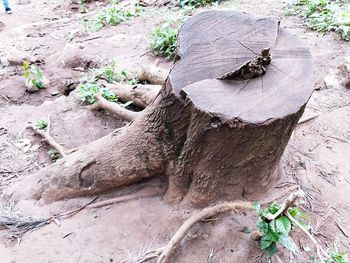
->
[23,60,29,70]
[275,216,292,235]
[240,226,251,234]
[268,202,281,214]
[256,219,269,234]
[264,227,279,242]
[260,237,273,250]
[264,243,277,258]
[278,235,298,253]
[289,206,308,220]
[34,66,43,78]
[36,80,43,89]
[252,202,261,212]
[35,119,48,130]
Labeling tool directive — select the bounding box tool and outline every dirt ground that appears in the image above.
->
[0,0,349,262]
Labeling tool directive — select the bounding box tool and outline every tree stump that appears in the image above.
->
[11,11,313,207]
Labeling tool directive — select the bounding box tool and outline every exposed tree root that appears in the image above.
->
[265,190,303,221]
[129,189,311,263]
[103,82,161,108]
[32,128,67,157]
[8,109,165,202]
[156,201,253,263]
[87,185,164,209]
[88,94,141,122]
[137,65,168,85]
[125,201,254,263]
[30,116,68,157]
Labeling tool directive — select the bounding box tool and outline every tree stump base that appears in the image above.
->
[10,11,313,207]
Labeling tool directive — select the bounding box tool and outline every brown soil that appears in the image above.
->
[0,0,349,262]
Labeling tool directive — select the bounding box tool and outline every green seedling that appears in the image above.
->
[48,148,62,162]
[253,202,307,258]
[178,0,217,8]
[76,83,117,104]
[150,21,179,60]
[35,119,48,130]
[287,0,350,41]
[23,61,45,90]
[81,61,137,84]
[91,2,140,31]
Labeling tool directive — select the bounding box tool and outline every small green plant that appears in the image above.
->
[178,0,216,8]
[100,60,118,83]
[35,119,48,130]
[150,10,193,60]
[76,83,117,104]
[150,21,179,60]
[311,245,348,263]
[91,2,140,31]
[79,0,88,13]
[287,0,350,41]
[254,202,349,262]
[326,245,348,263]
[253,202,306,258]
[23,61,45,89]
[82,62,138,84]
[48,149,62,162]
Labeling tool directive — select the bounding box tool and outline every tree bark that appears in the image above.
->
[10,11,313,206]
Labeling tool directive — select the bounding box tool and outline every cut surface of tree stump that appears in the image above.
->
[10,11,313,207]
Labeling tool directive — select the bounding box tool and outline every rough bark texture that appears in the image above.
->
[11,11,313,206]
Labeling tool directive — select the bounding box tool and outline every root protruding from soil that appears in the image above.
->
[137,65,168,85]
[156,201,253,263]
[30,116,68,157]
[89,94,141,121]
[87,186,164,209]
[104,82,161,108]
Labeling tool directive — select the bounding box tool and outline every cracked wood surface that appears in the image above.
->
[170,11,313,123]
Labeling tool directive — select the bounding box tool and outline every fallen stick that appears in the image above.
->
[87,186,164,209]
[89,94,140,122]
